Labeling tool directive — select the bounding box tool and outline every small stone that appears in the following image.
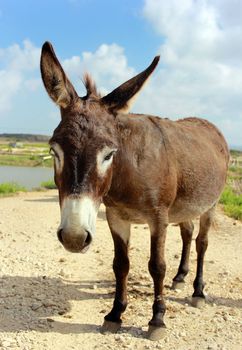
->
[31,302,42,311]
[92,284,97,290]
[59,257,66,262]
[174,254,179,259]
[43,300,57,307]
[156,345,163,349]
[58,310,66,315]
[1,339,16,347]
[59,269,65,276]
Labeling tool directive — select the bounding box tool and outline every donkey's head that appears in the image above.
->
[40,42,159,253]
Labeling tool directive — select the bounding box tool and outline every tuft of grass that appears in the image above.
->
[40,180,56,189]
[220,186,242,220]
[0,182,26,196]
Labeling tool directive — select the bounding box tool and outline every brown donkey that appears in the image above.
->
[40,42,229,340]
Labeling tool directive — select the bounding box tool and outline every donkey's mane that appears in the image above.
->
[83,73,100,98]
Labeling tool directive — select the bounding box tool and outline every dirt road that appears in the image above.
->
[0,190,241,350]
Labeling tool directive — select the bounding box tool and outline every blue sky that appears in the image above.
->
[0,0,242,147]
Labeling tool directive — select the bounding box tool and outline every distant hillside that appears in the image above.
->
[0,133,50,143]
[230,145,242,152]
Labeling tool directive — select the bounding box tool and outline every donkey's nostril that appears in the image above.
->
[84,230,92,246]
[57,229,64,244]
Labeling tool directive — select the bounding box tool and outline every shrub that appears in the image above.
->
[0,182,26,195]
[220,186,242,220]
[40,180,56,189]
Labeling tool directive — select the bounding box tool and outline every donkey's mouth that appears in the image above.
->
[62,243,91,254]
[57,228,93,253]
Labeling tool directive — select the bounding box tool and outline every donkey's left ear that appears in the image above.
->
[101,56,160,113]
[40,41,78,108]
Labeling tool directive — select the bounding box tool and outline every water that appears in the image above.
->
[0,166,54,190]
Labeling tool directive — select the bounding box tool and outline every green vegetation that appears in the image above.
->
[219,150,242,221]
[0,182,26,196]
[0,141,53,167]
[40,180,56,189]
[230,149,242,157]
[220,185,242,220]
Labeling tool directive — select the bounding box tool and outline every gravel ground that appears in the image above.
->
[0,190,241,350]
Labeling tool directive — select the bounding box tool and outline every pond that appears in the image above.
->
[0,166,54,190]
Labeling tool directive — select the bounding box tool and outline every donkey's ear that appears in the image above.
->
[101,56,160,113]
[40,42,78,108]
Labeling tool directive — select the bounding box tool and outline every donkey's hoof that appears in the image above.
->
[101,320,121,334]
[171,280,185,290]
[191,296,206,308]
[147,325,166,341]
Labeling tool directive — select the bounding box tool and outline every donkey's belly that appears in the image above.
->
[112,207,147,224]
[168,199,215,223]
[107,199,215,225]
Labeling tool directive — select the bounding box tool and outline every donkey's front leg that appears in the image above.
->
[101,208,131,334]
[147,216,168,341]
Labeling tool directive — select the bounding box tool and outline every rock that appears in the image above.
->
[114,335,121,341]
[156,345,163,349]
[43,300,57,307]
[31,302,42,311]
[1,338,17,348]
[59,257,66,262]
[59,268,65,276]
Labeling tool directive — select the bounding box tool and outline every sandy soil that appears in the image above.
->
[0,190,241,350]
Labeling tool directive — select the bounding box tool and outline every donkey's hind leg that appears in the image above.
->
[172,220,194,290]
[101,208,131,334]
[192,205,215,308]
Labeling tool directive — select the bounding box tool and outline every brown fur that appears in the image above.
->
[40,42,229,338]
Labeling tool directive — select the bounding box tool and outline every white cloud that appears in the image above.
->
[63,43,135,96]
[0,40,41,115]
[140,0,242,146]
[0,70,22,113]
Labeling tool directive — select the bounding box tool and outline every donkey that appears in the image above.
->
[40,42,229,340]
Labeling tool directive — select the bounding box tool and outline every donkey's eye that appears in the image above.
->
[104,151,114,162]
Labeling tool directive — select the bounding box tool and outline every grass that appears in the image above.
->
[0,142,52,167]
[0,154,53,167]
[219,151,242,220]
[220,185,242,220]
[0,182,26,196]
[40,180,56,189]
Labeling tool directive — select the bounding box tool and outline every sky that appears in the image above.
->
[0,0,242,148]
